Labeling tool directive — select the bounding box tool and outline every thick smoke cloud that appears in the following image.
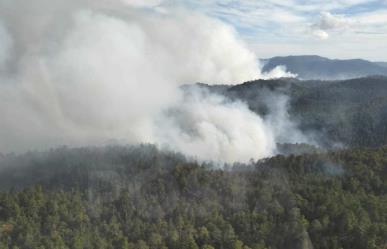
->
[0,23,11,70]
[157,89,276,162]
[0,0,300,163]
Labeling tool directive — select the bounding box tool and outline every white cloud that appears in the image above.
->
[308,9,387,41]
[120,0,163,8]
[314,11,352,30]
[309,11,354,40]
[178,1,386,60]
[355,10,387,25]
[312,29,329,40]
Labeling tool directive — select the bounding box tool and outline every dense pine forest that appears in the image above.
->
[1,0,387,248]
[0,144,386,249]
[1,76,387,249]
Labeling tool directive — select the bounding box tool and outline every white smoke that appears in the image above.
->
[0,22,12,70]
[157,89,276,163]
[264,92,310,145]
[0,0,300,163]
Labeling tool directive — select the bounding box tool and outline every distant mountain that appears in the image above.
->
[376,61,387,68]
[262,55,387,80]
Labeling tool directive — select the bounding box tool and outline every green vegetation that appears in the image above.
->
[0,145,386,249]
[1,77,387,248]
[214,76,387,148]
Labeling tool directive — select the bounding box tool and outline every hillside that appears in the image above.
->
[1,77,387,249]
[202,76,387,148]
[0,145,386,249]
[376,62,387,68]
[262,56,387,80]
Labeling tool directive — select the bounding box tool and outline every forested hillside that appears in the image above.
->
[203,76,387,148]
[0,145,386,249]
[1,77,387,249]
[1,0,386,249]
[376,62,387,68]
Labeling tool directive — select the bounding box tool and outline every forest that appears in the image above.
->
[1,0,386,248]
[1,77,387,249]
[204,76,387,148]
[0,144,386,249]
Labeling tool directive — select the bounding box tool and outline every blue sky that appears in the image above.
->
[134,0,387,61]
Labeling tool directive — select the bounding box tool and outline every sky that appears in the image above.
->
[131,0,387,61]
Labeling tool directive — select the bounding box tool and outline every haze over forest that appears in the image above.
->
[0,1,386,249]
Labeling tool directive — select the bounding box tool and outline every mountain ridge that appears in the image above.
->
[201,75,387,148]
[262,55,387,80]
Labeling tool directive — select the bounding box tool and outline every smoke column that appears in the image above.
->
[0,0,299,163]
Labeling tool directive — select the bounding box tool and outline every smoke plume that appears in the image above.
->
[0,0,301,163]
